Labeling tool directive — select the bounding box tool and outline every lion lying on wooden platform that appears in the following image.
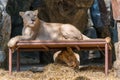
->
[7,10,90,48]
[7,10,92,68]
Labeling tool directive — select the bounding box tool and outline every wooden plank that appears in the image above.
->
[17,40,106,46]
[15,40,111,51]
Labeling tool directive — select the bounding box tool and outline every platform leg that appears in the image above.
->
[9,48,12,75]
[17,49,20,71]
[105,43,108,76]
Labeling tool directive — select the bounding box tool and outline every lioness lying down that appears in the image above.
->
[7,10,90,48]
[7,10,90,68]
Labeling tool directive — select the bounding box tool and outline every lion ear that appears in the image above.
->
[67,47,73,54]
[34,10,38,15]
[19,12,25,17]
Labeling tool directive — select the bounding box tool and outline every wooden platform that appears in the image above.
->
[8,39,112,75]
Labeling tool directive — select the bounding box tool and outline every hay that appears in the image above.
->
[0,63,119,80]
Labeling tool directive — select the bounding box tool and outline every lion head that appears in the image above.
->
[19,10,39,27]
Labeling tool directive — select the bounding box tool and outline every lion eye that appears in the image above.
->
[27,14,30,16]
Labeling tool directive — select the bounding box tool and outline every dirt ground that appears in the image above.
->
[0,63,119,80]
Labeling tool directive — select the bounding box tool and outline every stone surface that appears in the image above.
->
[114,41,120,77]
[0,51,5,63]
[0,12,11,51]
[0,0,11,67]
[37,0,94,32]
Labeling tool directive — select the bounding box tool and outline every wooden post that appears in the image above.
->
[9,48,12,75]
[105,43,108,75]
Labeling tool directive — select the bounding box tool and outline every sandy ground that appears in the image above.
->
[0,63,119,80]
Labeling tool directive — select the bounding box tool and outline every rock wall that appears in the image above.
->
[0,0,11,67]
[37,0,94,32]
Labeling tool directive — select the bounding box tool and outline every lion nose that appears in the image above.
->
[31,18,35,21]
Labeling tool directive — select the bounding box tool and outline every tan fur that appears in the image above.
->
[7,10,90,47]
[54,47,80,68]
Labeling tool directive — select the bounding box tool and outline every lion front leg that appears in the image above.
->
[7,35,32,48]
[7,36,22,48]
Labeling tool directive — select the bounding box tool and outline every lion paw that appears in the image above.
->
[7,37,19,47]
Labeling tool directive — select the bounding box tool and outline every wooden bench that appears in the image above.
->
[8,39,112,75]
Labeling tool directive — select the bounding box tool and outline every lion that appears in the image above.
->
[7,10,90,48]
[53,47,80,68]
